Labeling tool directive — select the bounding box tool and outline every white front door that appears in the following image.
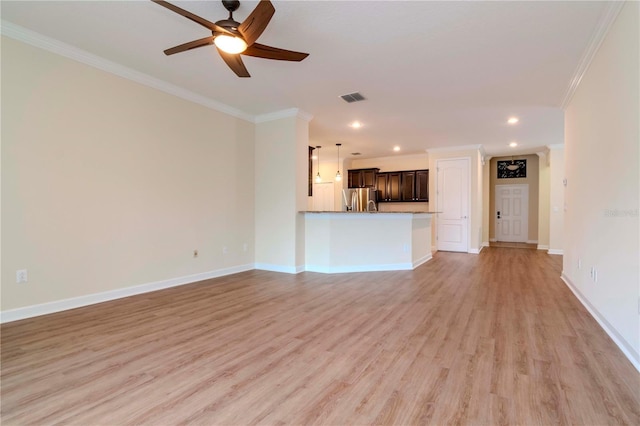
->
[437,158,470,252]
[313,182,335,211]
[495,184,528,242]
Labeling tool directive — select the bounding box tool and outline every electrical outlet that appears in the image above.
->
[593,268,598,283]
[243,243,248,252]
[578,258,582,269]
[193,249,198,258]
[223,246,229,255]
[16,269,28,284]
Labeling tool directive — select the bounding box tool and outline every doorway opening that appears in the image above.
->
[488,155,540,246]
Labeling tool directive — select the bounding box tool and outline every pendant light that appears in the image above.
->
[335,143,342,181]
[315,146,322,183]
[506,156,520,171]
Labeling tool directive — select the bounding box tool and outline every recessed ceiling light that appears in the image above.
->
[350,121,363,129]
[507,117,519,124]
[509,142,518,147]
[311,155,318,160]
[393,146,401,152]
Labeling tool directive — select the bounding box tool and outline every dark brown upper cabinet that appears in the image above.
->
[348,168,379,188]
[377,169,429,202]
[415,170,429,201]
[376,172,402,202]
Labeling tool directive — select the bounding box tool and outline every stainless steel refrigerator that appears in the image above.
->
[343,188,378,212]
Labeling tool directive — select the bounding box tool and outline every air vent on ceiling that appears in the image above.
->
[340,92,366,103]
[351,152,362,156]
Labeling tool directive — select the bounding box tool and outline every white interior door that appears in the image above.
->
[495,184,528,242]
[313,182,335,211]
[437,158,470,252]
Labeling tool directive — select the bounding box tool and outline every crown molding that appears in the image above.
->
[547,144,564,151]
[350,152,429,163]
[254,108,313,124]
[559,1,625,109]
[426,144,483,154]
[0,20,255,122]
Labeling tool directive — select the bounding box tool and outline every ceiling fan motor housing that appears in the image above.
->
[214,18,242,35]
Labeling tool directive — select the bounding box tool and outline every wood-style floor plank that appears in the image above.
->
[2,248,639,425]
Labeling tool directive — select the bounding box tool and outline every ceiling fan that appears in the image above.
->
[151,0,309,77]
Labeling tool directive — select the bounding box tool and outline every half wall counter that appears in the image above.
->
[301,211,435,273]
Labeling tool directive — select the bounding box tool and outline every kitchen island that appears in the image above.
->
[302,211,435,273]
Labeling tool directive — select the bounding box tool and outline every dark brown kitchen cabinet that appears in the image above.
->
[401,169,429,201]
[348,168,379,188]
[401,171,416,201]
[375,173,388,200]
[377,169,429,202]
[415,170,429,201]
[376,172,402,202]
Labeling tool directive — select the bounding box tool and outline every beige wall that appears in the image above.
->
[488,154,539,242]
[481,160,490,246]
[548,146,564,253]
[348,153,429,172]
[254,114,309,272]
[564,2,639,366]
[537,152,550,248]
[1,37,255,311]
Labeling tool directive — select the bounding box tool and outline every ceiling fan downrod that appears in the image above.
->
[222,0,240,19]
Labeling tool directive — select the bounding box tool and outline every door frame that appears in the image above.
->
[436,156,472,252]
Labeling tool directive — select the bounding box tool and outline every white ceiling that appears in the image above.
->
[1,1,612,159]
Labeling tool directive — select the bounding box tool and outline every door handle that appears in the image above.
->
[461,216,468,219]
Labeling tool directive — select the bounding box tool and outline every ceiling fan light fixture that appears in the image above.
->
[214,34,247,54]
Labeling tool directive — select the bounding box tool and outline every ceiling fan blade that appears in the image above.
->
[151,0,231,35]
[243,43,309,61]
[216,48,251,77]
[238,0,275,46]
[164,36,215,56]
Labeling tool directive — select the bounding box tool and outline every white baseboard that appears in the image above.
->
[489,238,497,242]
[481,241,490,248]
[561,272,640,372]
[305,262,414,274]
[468,247,482,254]
[254,263,302,274]
[537,244,550,250]
[0,264,254,324]
[527,239,539,244]
[412,253,433,268]
[548,249,564,255]
[431,245,438,254]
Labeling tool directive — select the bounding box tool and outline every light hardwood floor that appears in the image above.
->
[2,248,639,425]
